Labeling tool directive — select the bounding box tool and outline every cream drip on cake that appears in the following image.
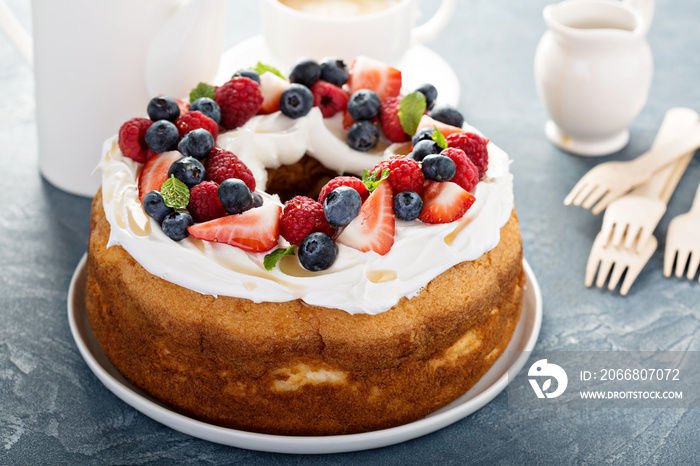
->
[100,107,513,314]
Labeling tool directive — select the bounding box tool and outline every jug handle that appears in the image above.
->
[623,0,655,31]
[411,0,456,46]
[0,0,33,67]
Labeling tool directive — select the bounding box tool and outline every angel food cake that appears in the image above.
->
[86,56,525,435]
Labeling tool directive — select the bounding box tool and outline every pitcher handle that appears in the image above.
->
[411,0,456,46]
[0,0,33,66]
[623,0,655,31]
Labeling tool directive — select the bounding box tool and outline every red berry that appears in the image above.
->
[336,180,395,255]
[187,181,227,223]
[280,196,334,246]
[419,181,475,224]
[205,147,256,191]
[175,110,219,139]
[446,132,490,179]
[118,118,155,163]
[379,96,409,143]
[441,147,479,193]
[188,203,281,252]
[310,80,348,118]
[318,176,369,205]
[416,114,463,137]
[371,156,424,196]
[214,76,263,129]
[347,56,402,101]
[137,152,182,202]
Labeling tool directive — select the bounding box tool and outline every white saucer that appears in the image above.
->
[215,35,461,107]
[67,254,541,454]
[545,120,629,157]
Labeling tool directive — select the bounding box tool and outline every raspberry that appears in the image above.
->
[318,176,369,205]
[205,148,256,191]
[280,196,334,246]
[441,147,479,192]
[187,181,227,223]
[310,80,348,118]
[446,132,489,179]
[371,155,424,195]
[175,110,219,139]
[118,118,155,163]
[214,77,263,129]
[379,97,409,143]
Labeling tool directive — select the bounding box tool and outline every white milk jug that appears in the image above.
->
[535,0,654,156]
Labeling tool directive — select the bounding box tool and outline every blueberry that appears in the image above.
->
[147,95,180,122]
[430,106,464,128]
[415,83,438,110]
[189,97,221,124]
[347,120,379,152]
[289,58,321,88]
[142,190,173,223]
[298,232,337,272]
[279,83,314,119]
[161,210,193,241]
[347,89,381,121]
[218,178,253,215]
[177,128,214,160]
[323,186,362,227]
[411,127,435,147]
[145,120,179,153]
[393,190,423,221]
[251,191,263,208]
[421,154,456,182]
[319,57,349,86]
[410,139,441,162]
[232,69,261,84]
[168,156,206,188]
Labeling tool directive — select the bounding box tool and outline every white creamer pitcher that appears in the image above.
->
[0,0,226,197]
[535,0,654,156]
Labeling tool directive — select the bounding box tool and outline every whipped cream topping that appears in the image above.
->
[100,107,513,314]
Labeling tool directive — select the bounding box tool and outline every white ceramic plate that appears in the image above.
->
[68,254,542,454]
[214,34,461,106]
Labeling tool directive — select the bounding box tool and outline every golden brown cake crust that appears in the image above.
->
[86,190,525,435]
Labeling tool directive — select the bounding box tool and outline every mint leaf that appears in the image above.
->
[432,125,448,149]
[189,82,215,102]
[362,168,390,192]
[251,61,286,80]
[264,245,296,271]
[160,175,190,209]
[398,91,427,136]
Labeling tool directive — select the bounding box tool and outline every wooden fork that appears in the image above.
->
[664,178,700,281]
[564,120,700,214]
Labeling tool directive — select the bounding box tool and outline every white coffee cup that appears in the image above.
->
[0,0,226,197]
[260,0,456,70]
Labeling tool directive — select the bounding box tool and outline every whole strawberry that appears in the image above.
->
[441,147,479,192]
[118,117,155,163]
[187,181,227,223]
[205,147,256,191]
[280,196,334,245]
[214,76,263,129]
[379,97,409,143]
[446,132,489,179]
[371,156,424,195]
[318,176,369,205]
[175,111,219,139]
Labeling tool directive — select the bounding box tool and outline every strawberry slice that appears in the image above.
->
[259,71,290,114]
[416,114,464,138]
[337,181,395,255]
[137,151,182,202]
[187,203,281,253]
[419,181,475,224]
[347,56,402,102]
